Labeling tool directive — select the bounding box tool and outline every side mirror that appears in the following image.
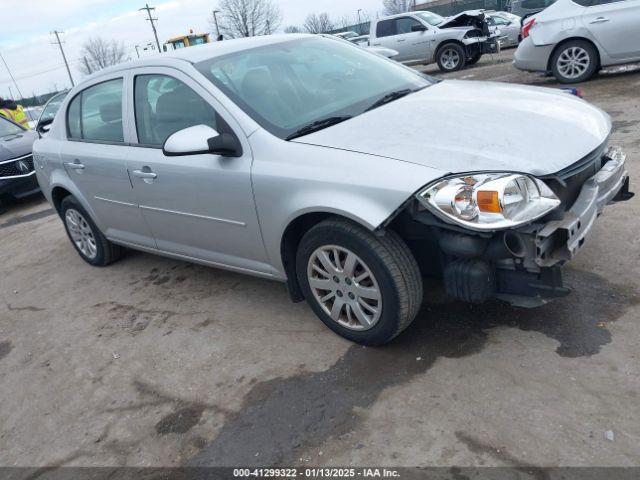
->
[411,24,427,32]
[162,124,242,157]
[36,117,54,137]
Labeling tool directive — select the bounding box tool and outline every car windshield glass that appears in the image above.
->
[196,37,433,139]
[414,11,445,26]
[0,116,24,137]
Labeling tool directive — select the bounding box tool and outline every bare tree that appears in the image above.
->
[303,13,334,34]
[382,0,413,15]
[283,25,302,33]
[210,0,282,38]
[79,37,127,75]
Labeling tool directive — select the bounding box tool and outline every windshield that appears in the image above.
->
[414,11,445,26]
[0,116,25,137]
[39,92,67,124]
[196,36,433,139]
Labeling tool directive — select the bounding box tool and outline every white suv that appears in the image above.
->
[514,0,640,83]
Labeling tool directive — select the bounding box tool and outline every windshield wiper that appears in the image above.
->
[365,88,420,112]
[286,116,352,141]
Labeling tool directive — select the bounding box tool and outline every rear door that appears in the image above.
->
[371,19,397,50]
[393,16,431,62]
[123,68,270,274]
[581,0,640,60]
[59,74,155,247]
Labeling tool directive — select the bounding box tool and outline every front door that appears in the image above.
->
[60,76,155,247]
[124,69,270,275]
[582,0,640,60]
[393,17,431,63]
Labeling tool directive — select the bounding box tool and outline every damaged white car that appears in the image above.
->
[34,35,632,345]
[369,10,500,71]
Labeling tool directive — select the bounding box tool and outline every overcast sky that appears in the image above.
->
[0,0,384,99]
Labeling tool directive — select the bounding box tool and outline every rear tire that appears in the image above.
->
[437,43,467,72]
[60,196,123,266]
[296,219,423,346]
[551,39,598,84]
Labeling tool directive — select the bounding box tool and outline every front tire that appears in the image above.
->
[60,196,123,266]
[551,40,598,84]
[296,219,423,346]
[437,43,467,72]
[467,52,482,65]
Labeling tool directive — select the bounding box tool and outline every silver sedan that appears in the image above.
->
[34,34,631,344]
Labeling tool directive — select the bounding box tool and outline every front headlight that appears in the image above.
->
[416,173,561,231]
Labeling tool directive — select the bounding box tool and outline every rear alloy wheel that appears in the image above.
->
[437,43,467,72]
[296,219,423,345]
[551,40,598,84]
[60,195,123,266]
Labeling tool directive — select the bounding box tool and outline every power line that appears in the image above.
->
[139,4,162,53]
[50,30,75,87]
[0,51,35,121]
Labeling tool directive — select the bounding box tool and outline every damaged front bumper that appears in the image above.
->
[403,146,632,308]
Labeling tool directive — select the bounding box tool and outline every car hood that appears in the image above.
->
[0,130,38,161]
[293,80,611,176]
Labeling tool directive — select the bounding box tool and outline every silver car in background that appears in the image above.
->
[369,10,500,71]
[514,0,640,83]
[486,12,522,47]
[34,34,632,345]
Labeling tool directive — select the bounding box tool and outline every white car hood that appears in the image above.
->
[294,80,611,176]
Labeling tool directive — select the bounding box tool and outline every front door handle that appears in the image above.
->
[132,169,157,179]
[64,160,85,170]
[589,17,610,23]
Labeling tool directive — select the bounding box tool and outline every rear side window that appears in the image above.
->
[134,74,218,147]
[396,17,423,34]
[66,79,124,143]
[376,19,396,38]
[573,0,627,5]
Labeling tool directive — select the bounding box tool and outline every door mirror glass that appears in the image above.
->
[162,124,242,157]
[410,24,427,32]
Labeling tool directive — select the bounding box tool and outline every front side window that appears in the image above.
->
[376,19,395,38]
[134,74,218,146]
[66,79,124,143]
[396,17,423,34]
[196,37,432,139]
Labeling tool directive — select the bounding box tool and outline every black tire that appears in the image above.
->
[550,39,598,84]
[467,52,482,65]
[60,195,123,266]
[296,218,423,346]
[436,43,467,72]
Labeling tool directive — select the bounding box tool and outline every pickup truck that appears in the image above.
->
[369,10,500,72]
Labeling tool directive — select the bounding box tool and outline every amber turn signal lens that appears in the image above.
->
[477,191,501,213]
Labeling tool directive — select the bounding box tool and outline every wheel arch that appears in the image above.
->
[546,37,601,72]
[435,39,467,57]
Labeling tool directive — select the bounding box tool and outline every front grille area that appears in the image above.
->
[542,142,608,210]
[0,155,34,178]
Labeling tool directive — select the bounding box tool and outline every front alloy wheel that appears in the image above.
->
[437,43,466,72]
[307,245,382,331]
[296,218,423,345]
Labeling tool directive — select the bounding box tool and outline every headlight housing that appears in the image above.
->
[416,173,561,231]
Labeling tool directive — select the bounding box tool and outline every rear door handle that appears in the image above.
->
[589,17,610,23]
[132,169,157,179]
[64,161,85,170]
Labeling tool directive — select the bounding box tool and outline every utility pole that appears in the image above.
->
[0,51,34,121]
[50,30,75,87]
[135,45,141,59]
[140,4,162,53]
[212,10,220,38]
